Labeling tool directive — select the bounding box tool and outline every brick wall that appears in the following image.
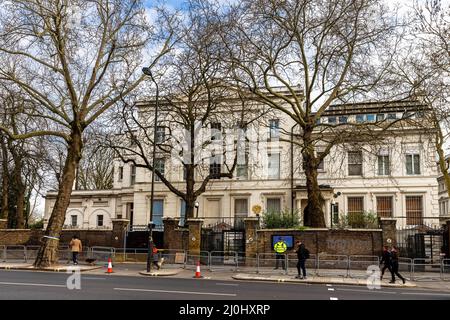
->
[163,218,189,250]
[248,228,383,257]
[0,229,43,246]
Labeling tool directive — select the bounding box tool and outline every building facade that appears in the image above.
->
[44,99,441,231]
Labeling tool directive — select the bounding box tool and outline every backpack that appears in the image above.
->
[304,248,310,259]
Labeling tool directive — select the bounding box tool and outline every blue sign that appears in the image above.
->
[272,235,294,249]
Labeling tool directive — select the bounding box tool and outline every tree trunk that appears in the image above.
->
[11,148,25,229]
[302,127,326,228]
[34,128,83,267]
[0,136,8,221]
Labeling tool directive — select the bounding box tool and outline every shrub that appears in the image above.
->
[29,219,44,230]
[335,211,379,229]
[262,208,302,229]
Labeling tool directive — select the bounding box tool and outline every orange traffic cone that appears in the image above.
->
[106,257,113,274]
[194,261,203,278]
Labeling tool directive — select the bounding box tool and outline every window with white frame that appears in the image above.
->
[71,215,78,227]
[97,215,104,227]
[154,158,165,181]
[406,196,423,225]
[130,164,136,185]
[236,152,248,179]
[317,152,325,171]
[268,153,280,179]
[377,155,390,176]
[156,126,166,144]
[269,119,280,139]
[118,166,123,182]
[234,199,248,218]
[377,196,393,218]
[211,122,222,141]
[406,154,421,175]
[439,200,448,216]
[267,198,281,214]
[348,151,363,176]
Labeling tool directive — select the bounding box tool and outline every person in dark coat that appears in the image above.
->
[295,240,308,279]
[380,246,394,282]
[390,246,406,284]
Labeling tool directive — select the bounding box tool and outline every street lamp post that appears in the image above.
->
[142,67,159,273]
[195,202,199,218]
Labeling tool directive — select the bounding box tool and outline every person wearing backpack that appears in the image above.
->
[295,240,309,279]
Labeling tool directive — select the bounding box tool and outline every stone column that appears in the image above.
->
[379,218,397,247]
[0,219,7,229]
[244,218,260,259]
[111,219,130,248]
[187,219,203,255]
[163,217,181,250]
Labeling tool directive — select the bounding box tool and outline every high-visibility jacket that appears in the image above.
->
[274,241,287,254]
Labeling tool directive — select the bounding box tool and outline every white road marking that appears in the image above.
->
[326,284,333,287]
[0,282,66,288]
[330,297,338,300]
[337,288,396,294]
[328,288,335,291]
[216,283,239,286]
[114,288,237,297]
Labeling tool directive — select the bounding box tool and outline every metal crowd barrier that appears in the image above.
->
[256,253,288,275]
[185,251,210,270]
[236,252,258,272]
[317,254,349,277]
[442,259,450,281]
[348,255,379,278]
[398,257,413,281]
[285,254,318,277]
[411,258,442,281]
[209,251,238,272]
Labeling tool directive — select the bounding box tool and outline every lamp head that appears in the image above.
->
[142,67,152,76]
[194,202,199,208]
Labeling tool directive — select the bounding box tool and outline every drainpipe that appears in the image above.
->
[290,123,299,221]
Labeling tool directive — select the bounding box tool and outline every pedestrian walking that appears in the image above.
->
[69,235,82,265]
[152,246,161,270]
[380,246,394,282]
[295,240,310,279]
[273,240,287,270]
[390,246,406,284]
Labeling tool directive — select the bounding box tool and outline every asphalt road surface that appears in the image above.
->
[0,269,449,301]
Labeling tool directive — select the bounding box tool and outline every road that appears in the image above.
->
[0,269,449,301]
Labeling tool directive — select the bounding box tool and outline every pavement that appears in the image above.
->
[1,262,450,291]
[0,263,102,272]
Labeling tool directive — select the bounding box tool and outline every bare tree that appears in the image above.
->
[107,2,272,220]
[0,0,176,266]
[220,0,402,227]
[391,0,450,198]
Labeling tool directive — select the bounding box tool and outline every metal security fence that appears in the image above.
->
[317,254,349,277]
[210,251,238,271]
[348,255,380,278]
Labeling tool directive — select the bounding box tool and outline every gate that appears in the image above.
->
[397,224,447,266]
[201,219,245,254]
[126,225,164,249]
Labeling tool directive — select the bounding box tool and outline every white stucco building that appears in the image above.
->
[44,98,441,231]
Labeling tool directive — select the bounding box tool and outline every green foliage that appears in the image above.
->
[262,208,302,229]
[29,219,44,230]
[335,211,379,229]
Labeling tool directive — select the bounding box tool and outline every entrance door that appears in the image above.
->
[152,200,164,230]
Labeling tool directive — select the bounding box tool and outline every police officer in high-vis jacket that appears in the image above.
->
[274,240,287,270]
